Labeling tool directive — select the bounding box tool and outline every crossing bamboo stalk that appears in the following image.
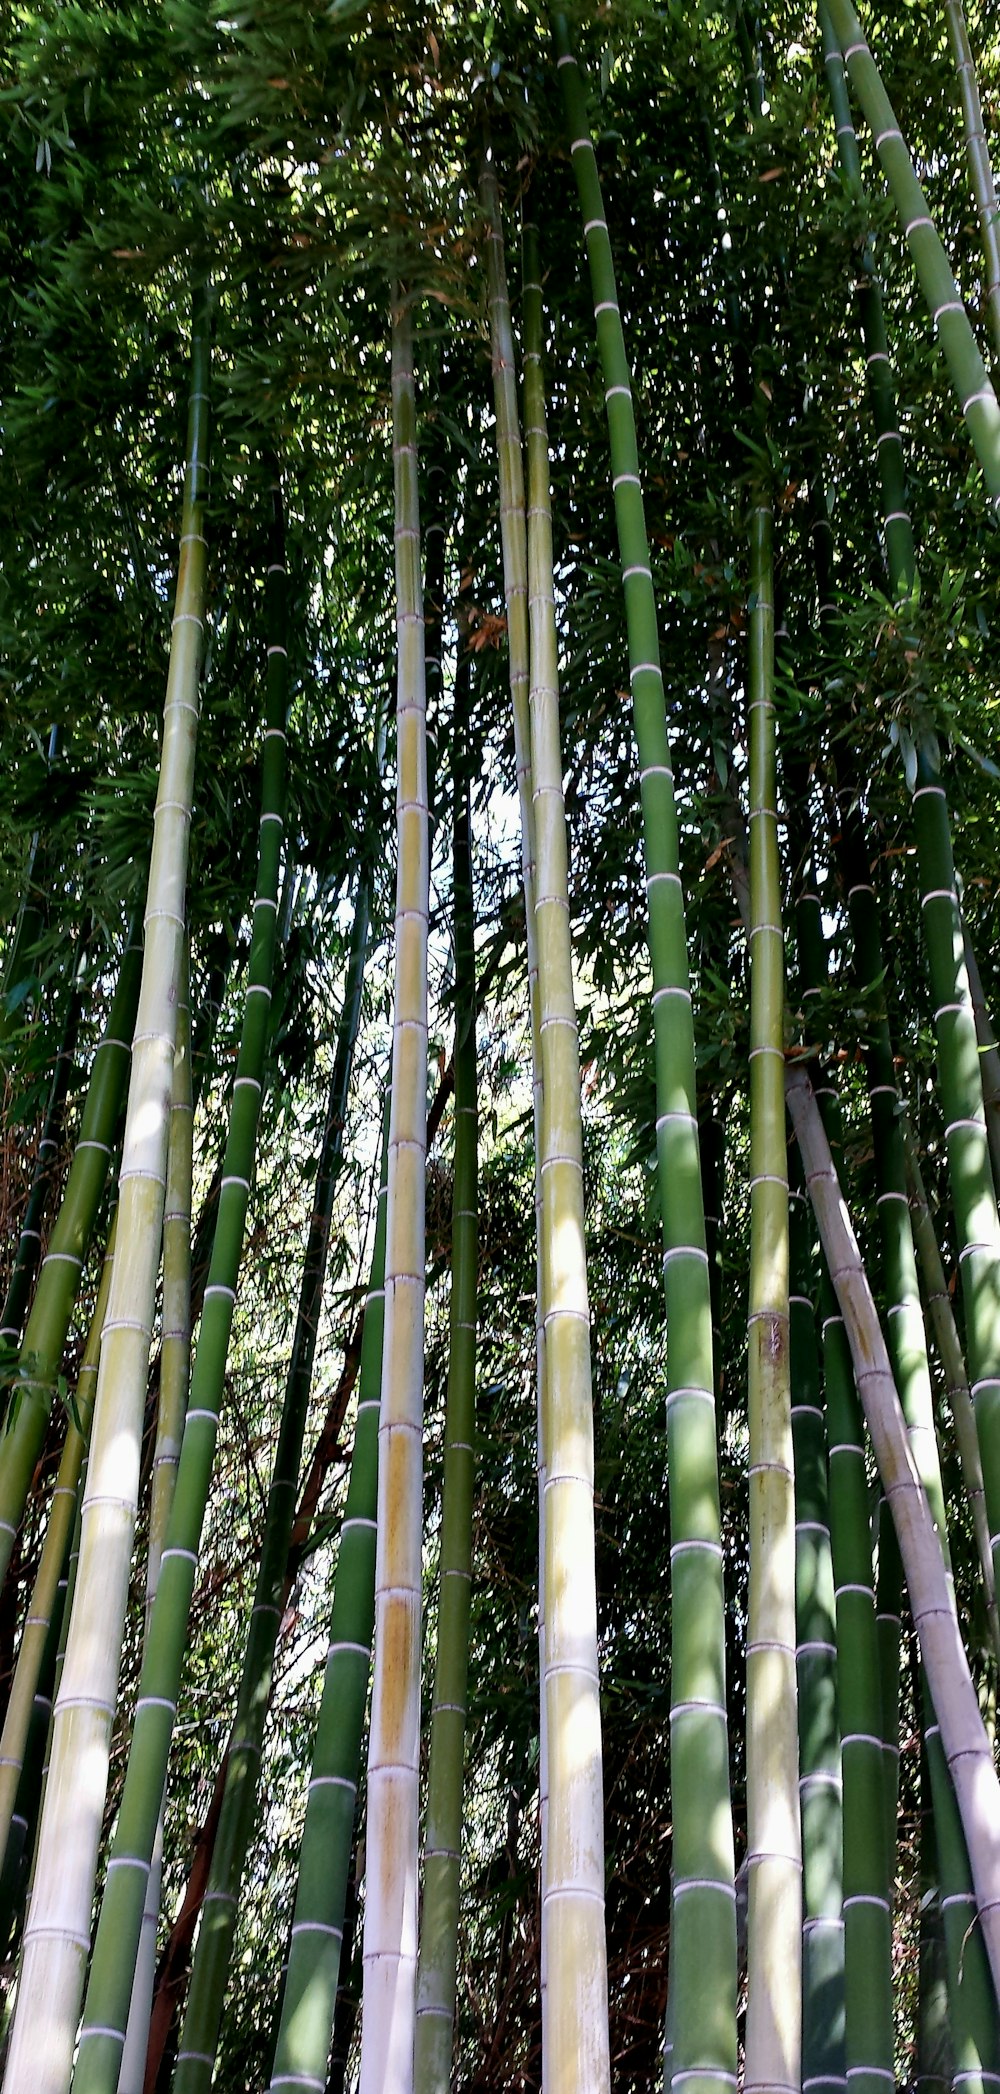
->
[552,26,738,2088]
[357,289,429,2094]
[942,0,1000,366]
[787,1064,1000,2011]
[3,281,211,2094]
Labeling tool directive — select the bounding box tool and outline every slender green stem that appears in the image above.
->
[943,0,1000,366]
[552,26,738,2086]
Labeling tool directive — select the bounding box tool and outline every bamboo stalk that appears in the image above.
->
[174,871,368,2093]
[0,927,141,1587]
[0,949,84,1349]
[414,715,479,2091]
[71,440,289,2094]
[962,925,1000,1202]
[822,0,1000,507]
[357,289,429,2094]
[3,281,211,2094]
[787,1064,1000,2010]
[553,27,738,2087]
[266,1099,389,2094]
[744,494,801,2094]
[942,0,1000,365]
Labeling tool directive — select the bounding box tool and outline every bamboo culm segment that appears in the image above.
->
[414,756,479,2092]
[0,927,141,1586]
[787,1064,1000,2009]
[0,1217,116,1895]
[358,292,429,2094]
[118,951,193,2094]
[910,743,1000,1596]
[3,285,211,2094]
[943,0,1000,365]
[71,463,289,2094]
[788,1171,845,2094]
[822,0,1000,507]
[267,1100,389,2094]
[0,957,83,1348]
[553,25,738,2087]
[744,495,801,2094]
[524,228,610,2092]
[175,867,368,2094]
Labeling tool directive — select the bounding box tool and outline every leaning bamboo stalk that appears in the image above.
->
[0,1217,116,1888]
[117,952,193,2094]
[744,494,801,2094]
[267,1101,389,2094]
[0,952,83,1349]
[522,229,609,2091]
[174,873,368,2094]
[71,457,288,2094]
[963,925,1000,1202]
[942,0,1000,366]
[3,283,211,2094]
[358,290,429,2094]
[414,741,479,2092]
[553,28,738,2087]
[787,1064,1000,2008]
[822,0,1000,507]
[0,927,141,1586]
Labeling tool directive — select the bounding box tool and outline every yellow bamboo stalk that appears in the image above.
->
[2,290,210,2094]
[358,289,429,2094]
[523,228,610,2092]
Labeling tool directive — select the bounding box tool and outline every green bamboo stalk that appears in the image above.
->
[358,290,429,2094]
[0,1218,116,1896]
[0,947,84,1349]
[823,0,1000,504]
[942,0,1000,366]
[789,1167,845,2094]
[787,1063,1000,2009]
[414,716,479,2091]
[69,443,291,2094]
[173,877,369,2094]
[744,493,801,2093]
[962,925,1000,1202]
[0,926,141,1586]
[910,740,1000,1598]
[118,949,193,2094]
[4,281,211,2094]
[266,1101,389,2094]
[524,226,609,2089]
[552,28,738,2089]
[903,1121,998,1661]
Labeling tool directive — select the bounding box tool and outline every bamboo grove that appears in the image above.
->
[2,0,1000,2087]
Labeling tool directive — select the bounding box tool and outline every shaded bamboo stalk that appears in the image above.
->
[173,872,369,2093]
[358,290,429,2094]
[943,0,1000,365]
[71,445,290,2094]
[414,713,479,2089]
[266,1100,389,2094]
[0,927,141,1586]
[552,27,738,2088]
[0,946,84,1349]
[787,1064,1000,2009]
[744,494,801,2093]
[963,925,1000,1202]
[3,282,211,2094]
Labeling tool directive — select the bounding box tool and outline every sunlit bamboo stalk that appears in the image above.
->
[942,0,1000,365]
[358,289,429,2094]
[3,281,211,2094]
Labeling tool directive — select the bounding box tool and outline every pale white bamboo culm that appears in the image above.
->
[480,157,549,1979]
[358,289,430,2094]
[1,311,209,2094]
[787,1062,1000,2007]
[523,242,611,2091]
[118,962,193,2094]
